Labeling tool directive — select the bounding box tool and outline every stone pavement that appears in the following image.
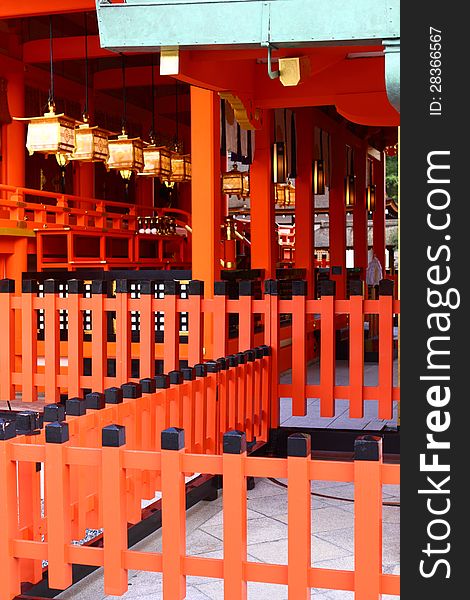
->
[57,478,400,600]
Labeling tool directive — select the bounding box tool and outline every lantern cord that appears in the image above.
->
[175,80,179,145]
[319,129,323,161]
[121,54,127,133]
[351,147,355,177]
[150,54,156,141]
[48,16,54,110]
[83,13,89,119]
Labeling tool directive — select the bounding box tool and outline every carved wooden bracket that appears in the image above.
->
[219,92,263,130]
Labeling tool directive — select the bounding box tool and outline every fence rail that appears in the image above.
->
[0,425,399,600]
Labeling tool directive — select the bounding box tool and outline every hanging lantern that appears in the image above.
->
[71,118,110,163]
[139,144,172,179]
[16,104,76,158]
[108,130,144,174]
[242,172,250,198]
[313,159,325,195]
[366,184,376,212]
[272,141,287,184]
[222,163,244,196]
[344,146,356,207]
[344,174,356,207]
[274,183,286,205]
[284,182,296,207]
[170,152,191,182]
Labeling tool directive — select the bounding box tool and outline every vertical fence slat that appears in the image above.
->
[187,281,204,367]
[116,281,131,384]
[90,281,107,393]
[349,294,365,418]
[205,366,218,454]
[267,284,280,428]
[163,282,180,373]
[45,422,72,590]
[21,283,38,402]
[213,285,228,359]
[260,347,271,442]
[319,294,335,418]
[223,431,247,600]
[67,281,84,398]
[161,428,186,600]
[0,436,21,600]
[44,281,61,404]
[102,425,128,596]
[139,282,155,379]
[292,286,307,416]
[0,281,15,402]
[238,288,253,353]
[378,294,394,420]
[287,434,311,599]
[354,435,383,600]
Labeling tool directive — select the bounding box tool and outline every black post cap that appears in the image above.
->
[66,397,87,417]
[45,421,69,444]
[102,424,126,447]
[292,280,308,296]
[121,381,142,398]
[85,392,106,410]
[354,435,383,461]
[223,430,247,454]
[287,433,311,457]
[214,281,229,296]
[16,411,41,435]
[0,419,16,441]
[239,280,255,296]
[195,363,208,377]
[227,354,239,367]
[182,367,196,381]
[318,279,336,297]
[259,345,271,357]
[22,279,38,294]
[254,347,264,359]
[104,387,124,404]
[43,403,66,423]
[91,279,108,295]
[205,361,219,374]
[169,370,183,385]
[216,357,228,371]
[155,374,170,389]
[140,378,157,394]
[67,279,84,295]
[161,427,185,450]
[0,279,15,294]
[140,280,156,295]
[164,280,181,295]
[244,350,256,362]
[378,279,394,297]
[349,280,364,297]
[188,280,204,296]
[43,279,61,294]
[115,279,130,294]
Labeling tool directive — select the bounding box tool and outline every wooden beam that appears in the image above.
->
[23,36,112,63]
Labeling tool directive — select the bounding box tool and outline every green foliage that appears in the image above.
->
[386,155,398,202]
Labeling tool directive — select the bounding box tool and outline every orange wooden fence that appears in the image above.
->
[0,426,399,600]
[0,277,399,424]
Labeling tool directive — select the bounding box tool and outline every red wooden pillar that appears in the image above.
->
[73,162,94,199]
[373,153,386,272]
[353,143,368,278]
[329,127,347,298]
[250,110,276,279]
[190,86,221,358]
[4,71,25,187]
[295,109,314,298]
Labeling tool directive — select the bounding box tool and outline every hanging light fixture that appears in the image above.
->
[274,183,286,205]
[366,159,376,212]
[166,81,191,185]
[344,146,356,207]
[313,129,326,195]
[272,110,287,184]
[15,17,76,161]
[222,162,250,198]
[108,54,144,182]
[139,55,172,179]
[70,14,110,163]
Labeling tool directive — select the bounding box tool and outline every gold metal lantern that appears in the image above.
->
[71,119,110,163]
[16,104,76,158]
[170,152,191,182]
[108,130,144,174]
[139,144,172,179]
